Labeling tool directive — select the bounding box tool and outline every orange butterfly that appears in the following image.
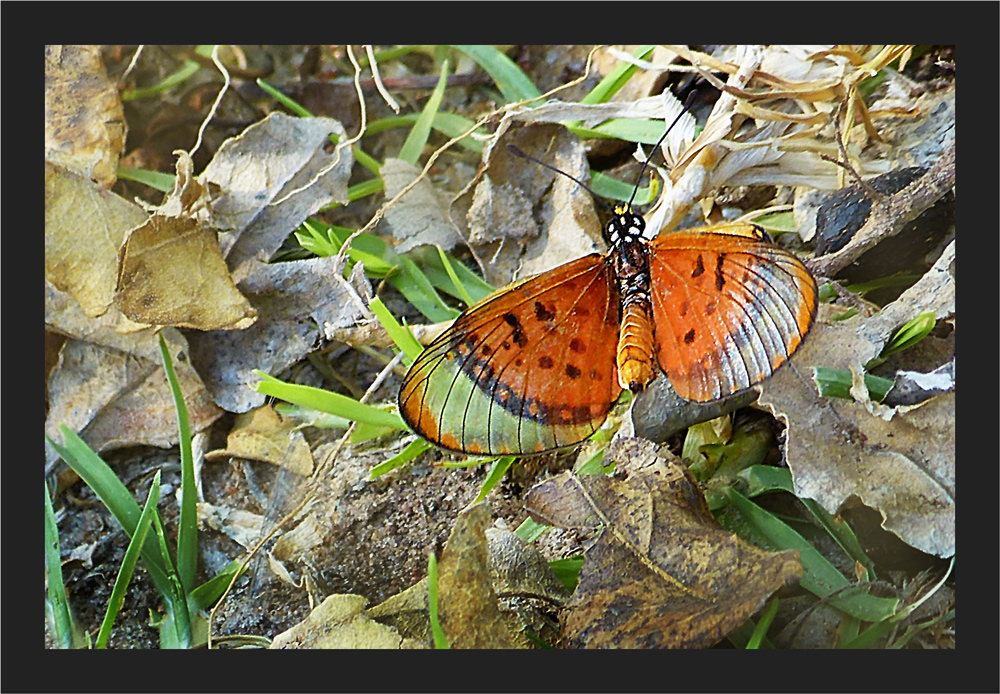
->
[398,202,817,456]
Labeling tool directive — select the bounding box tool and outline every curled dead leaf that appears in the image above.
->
[44,45,125,188]
[205,404,314,476]
[270,594,412,649]
[758,242,955,557]
[45,162,148,318]
[115,214,257,330]
[525,438,802,648]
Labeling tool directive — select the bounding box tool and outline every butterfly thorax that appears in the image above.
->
[608,208,658,392]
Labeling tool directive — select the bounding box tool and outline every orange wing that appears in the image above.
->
[399,254,622,455]
[648,224,817,402]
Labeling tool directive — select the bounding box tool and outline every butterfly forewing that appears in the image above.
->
[399,254,622,455]
[648,227,817,402]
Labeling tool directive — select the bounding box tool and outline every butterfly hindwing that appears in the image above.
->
[648,224,817,402]
[399,254,622,455]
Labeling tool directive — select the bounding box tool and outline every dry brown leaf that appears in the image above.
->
[198,502,266,550]
[198,112,352,273]
[45,329,223,469]
[272,515,325,563]
[454,124,601,286]
[757,241,955,558]
[380,158,463,254]
[525,438,802,648]
[270,594,413,649]
[367,504,539,648]
[114,214,257,330]
[185,254,367,412]
[45,162,148,318]
[205,404,314,475]
[44,45,125,189]
[436,503,519,648]
[45,280,161,358]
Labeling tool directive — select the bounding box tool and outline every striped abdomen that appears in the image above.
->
[616,297,656,391]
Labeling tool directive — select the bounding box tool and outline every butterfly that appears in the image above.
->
[398,199,817,457]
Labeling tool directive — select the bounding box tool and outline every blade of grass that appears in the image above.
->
[122,58,201,101]
[571,117,671,144]
[514,517,549,543]
[581,46,656,104]
[158,333,197,594]
[745,596,780,649]
[149,509,192,649]
[813,366,894,402]
[307,223,459,322]
[370,438,433,479]
[95,471,162,649]
[548,555,584,593]
[867,311,936,368]
[435,246,474,307]
[399,60,450,165]
[590,171,656,206]
[738,465,877,579]
[254,371,406,430]
[370,296,423,364]
[404,246,493,304]
[116,168,175,192]
[367,112,485,153]
[474,456,514,502]
[451,45,541,102]
[189,561,247,612]
[724,488,898,622]
[427,552,449,649]
[45,482,83,649]
[46,428,171,592]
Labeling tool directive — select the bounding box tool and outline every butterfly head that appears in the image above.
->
[605,204,646,247]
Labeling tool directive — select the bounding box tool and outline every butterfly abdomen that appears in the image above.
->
[617,297,656,391]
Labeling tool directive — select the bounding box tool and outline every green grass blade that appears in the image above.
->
[451,45,541,102]
[117,168,175,192]
[813,366,894,402]
[436,246,474,307]
[801,499,877,580]
[46,428,171,592]
[724,489,898,621]
[548,555,584,593]
[427,552,449,649]
[254,371,406,430]
[475,456,514,502]
[404,246,494,304]
[45,482,83,649]
[158,333,197,594]
[370,438,433,479]
[189,560,247,612]
[367,112,485,153]
[150,510,192,649]
[370,296,423,364]
[871,311,937,365]
[571,117,671,144]
[400,60,450,165]
[745,597,779,649]
[590,171,656,206]
[122,59,201,101]
[581,45,656,104]
[393,255,461,322]
[514,516,549,543]
[96,471,162,649]
[256,78,315,118]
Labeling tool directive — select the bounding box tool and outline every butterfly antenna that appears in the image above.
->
[626,89,700,211]
[506,144,615,213]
